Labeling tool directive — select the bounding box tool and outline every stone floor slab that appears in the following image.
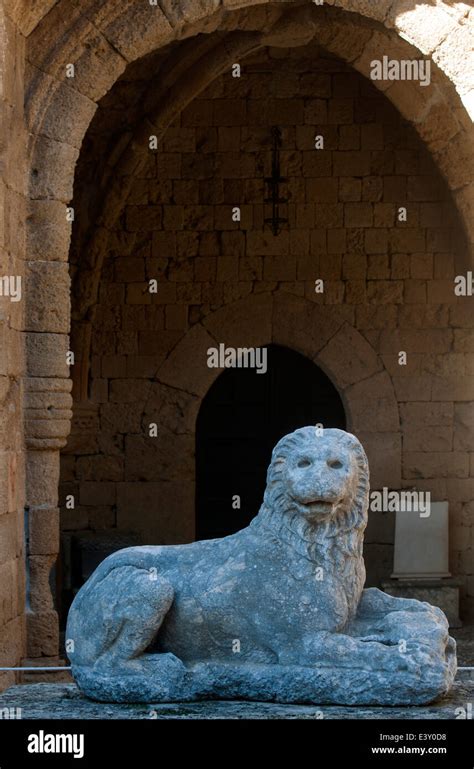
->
[0,675,473,719]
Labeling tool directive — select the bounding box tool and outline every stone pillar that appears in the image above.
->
[23,171,73,662]
[24,375,72,660]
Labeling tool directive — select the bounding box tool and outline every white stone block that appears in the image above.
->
[392,501,450,579]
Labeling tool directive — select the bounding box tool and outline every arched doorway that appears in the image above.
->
[195,344,346,540]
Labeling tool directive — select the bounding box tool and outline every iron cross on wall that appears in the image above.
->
[264,126,288,236]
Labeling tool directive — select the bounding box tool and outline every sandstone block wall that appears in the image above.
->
[60,46,473,619]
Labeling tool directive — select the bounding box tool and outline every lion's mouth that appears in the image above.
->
[291,497,339,518]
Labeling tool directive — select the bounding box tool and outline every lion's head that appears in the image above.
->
[253,427,370,568]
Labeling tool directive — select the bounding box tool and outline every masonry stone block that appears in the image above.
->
[0,514,18,566]
[26,451,60,509]
[27,555,56,612]
[96,2,173,62]
[26,610,58,658]
[432,376,473,402]
[32,76,97,150]
[25,333,70,378]
[403,426,453,453]
[204,293,272,350]
[345,371,399,432]
[356,432,402,489]
[29,135,79,201]
[28,508,60,556]
[404,452,469,480]
[26,200,71,262]
[317,323,382,390]
[454,403,474,451]
[400,402,454,427]
[0,617,23,667]
[125,432,194,483]
[117,480,195,542]
[26,262,70,333]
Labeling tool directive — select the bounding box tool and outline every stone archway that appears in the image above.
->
[22,0,473,483]
[48,10,474,403]
[5,0,470,664]
[23,0,473,449]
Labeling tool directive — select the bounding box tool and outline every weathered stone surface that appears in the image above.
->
[98,1,173,62]
[24,376,73,453]
[454,404,474,451]
[28,135,79,201]
[317,323,382,390]
[25,262,71,334]
[156,323,218,397]
[0,617,24,668]
[26,610,58,658]
[9,0,59,37]
[26,200,71,262]
[116,479,195,542]
[27,555,56,612]
[260,6,317,48]
[0,676,472,719]
[28,508,60,556]
[433,23,474,96]
[403,425,453,453]
[272,293,348,356]
[0,561,17,624]
[403,451,469,479]
[382,580,463,629]
[356,432,402,488]
[26,452,60,511]
[25,333,70,378]
[67,429,456,705]
[30,75,97,150]
[142,382,200,436]
[344,371,400,432]
[0,513,20,567]
[432,377,473,402]
[67,33,128,102]
[203,292,273,349]
[124,432,195,482]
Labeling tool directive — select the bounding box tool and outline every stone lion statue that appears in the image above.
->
[67,427,456,705]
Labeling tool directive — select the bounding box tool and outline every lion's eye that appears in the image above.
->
[328,459,343,469]
[297,458,312,468]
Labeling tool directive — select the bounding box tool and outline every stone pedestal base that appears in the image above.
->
[382,579,462,628]
[0,677,472,719]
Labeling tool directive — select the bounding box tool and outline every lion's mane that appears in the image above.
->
[250,427,370,622]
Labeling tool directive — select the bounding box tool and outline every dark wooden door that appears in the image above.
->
[196,344,346,540]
